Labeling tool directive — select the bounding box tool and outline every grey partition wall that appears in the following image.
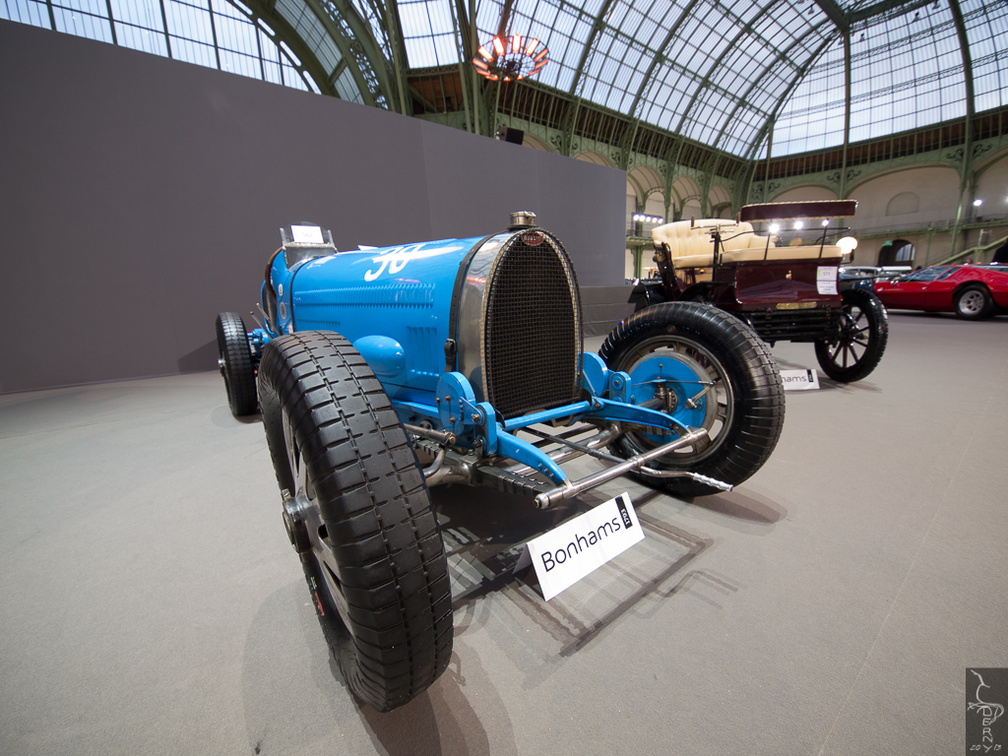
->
[0,20,626,394]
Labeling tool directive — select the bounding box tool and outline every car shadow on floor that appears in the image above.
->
[431,484,716,657]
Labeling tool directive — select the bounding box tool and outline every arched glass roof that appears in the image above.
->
[398,0,1006,158]
[5,0,1007,160]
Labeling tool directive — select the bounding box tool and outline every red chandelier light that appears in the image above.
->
[472,34,549,82]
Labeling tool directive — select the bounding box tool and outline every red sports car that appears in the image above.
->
[873,264,1008,319]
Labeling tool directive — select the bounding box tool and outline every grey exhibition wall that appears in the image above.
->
[0,20,626,394]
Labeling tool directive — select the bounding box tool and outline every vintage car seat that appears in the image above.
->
[651,219,844,270]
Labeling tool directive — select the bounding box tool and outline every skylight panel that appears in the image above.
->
[842,4,968,145]
[170,36,216,66]
[109,0,161,30]
[613,9,659,50]
[768,37,845,157]
[214,12,256,53]
[115,23,166,53]
[722,114,764,155]
[0,0,52,28]
[677,13,732,63]
[52,6,113,40]
[274,0,341,72]
[474,0,500,37]
[400,0,459,67]
[962,0,1006,110]
[639,84,682,132]
[218,48,257,76]
[538,1,576,36]
[164,0,212,43]
[673,38,716,76]
[54,0,106,16]
[683,88,738,144]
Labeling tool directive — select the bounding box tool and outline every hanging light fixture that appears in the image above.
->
[472,34,549,82]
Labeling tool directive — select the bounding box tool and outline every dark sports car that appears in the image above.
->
[873,264,1008,320]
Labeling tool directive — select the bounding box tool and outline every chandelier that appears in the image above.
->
[472,35,549,82]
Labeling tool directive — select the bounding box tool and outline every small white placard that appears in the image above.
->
[522,492,644,601]
[817,266,838,295]
[780,368,821,391]
[291,224,324,244]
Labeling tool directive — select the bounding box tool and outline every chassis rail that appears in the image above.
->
[411,423,732,509]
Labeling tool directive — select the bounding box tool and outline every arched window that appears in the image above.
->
[879,239,915,265]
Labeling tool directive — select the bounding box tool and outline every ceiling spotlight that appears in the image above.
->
[472,34,549,82]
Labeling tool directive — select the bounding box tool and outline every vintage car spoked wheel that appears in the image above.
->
[257,331,453,712]
[215,311,258,417]
[953,284,993,320]
[814,288,888,382]
[599,302,785,498]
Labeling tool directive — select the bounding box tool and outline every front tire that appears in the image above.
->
[215,311,258,417]
[257,331,453,712]
[599,302,785,498]
[814,288,888,382]
[954,284,993,320]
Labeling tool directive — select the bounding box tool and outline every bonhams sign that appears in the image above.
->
[521,493,644,601]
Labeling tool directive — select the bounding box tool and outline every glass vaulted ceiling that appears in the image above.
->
[391,0,1007,159]
[5,0,1006,159]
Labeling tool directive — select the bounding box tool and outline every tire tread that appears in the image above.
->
[257,331,452,712]
[599,302,785,497]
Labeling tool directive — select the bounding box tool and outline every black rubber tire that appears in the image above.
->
[953,284,993,320]
[215,312,258,417]
[814,288,888,382]
[599,302,785,498]
[256,331,453,712]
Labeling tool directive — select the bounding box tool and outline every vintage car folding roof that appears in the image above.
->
[739,200,858,223]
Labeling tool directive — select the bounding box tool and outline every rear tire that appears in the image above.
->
[599,302,785,497]
[954,284,993,320]
[814,288,888,382]
[257,331,453,712]
[215,312,258,417]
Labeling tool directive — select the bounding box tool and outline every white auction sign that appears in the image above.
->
[817,266,839,295]
[290,224,324,244]
[523,492,644,601]
[780,368,821,391]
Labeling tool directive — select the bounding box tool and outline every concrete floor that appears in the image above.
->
[1,311,1006,755]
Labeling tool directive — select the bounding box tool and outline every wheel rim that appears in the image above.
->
[959,290,984,315]
[278,408,352,633]
[823,304,871,371]
[617,333,734,464]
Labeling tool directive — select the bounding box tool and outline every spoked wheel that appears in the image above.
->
[256,331,453,712]
[954,284,993,320]
[599,302,785,498]
[215,311,258,417]
[814,288,888,382]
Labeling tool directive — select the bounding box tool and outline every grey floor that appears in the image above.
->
[1,311,1006,756]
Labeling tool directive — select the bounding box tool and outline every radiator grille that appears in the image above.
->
[483,234,581,418]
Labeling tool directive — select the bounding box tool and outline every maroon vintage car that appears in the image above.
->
[630,200,889,382]
[872,263,1008,319]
